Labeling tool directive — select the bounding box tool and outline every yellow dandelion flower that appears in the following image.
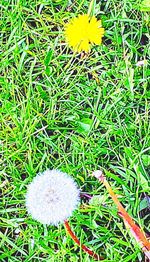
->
[65,14,104,53]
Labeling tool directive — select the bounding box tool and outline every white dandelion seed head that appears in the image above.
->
[26,169,80,225]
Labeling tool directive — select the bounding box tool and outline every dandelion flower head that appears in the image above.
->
[65,14,104,52]
[26,169,80,225]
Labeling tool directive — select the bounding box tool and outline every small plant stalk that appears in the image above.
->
[88,0,96,16]
[93,170,150,260]
[64,220,103,260]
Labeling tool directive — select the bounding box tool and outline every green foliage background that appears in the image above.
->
[0,0,150,261]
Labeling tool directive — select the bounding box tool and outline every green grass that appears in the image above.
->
[0,0,150,261]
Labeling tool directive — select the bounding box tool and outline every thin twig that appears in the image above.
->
[92,170,150,260]
[64,220,104,260]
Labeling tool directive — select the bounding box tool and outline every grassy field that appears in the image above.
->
[0,0,150,261]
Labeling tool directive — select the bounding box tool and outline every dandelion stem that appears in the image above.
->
[80,193,92,199]
[93,170,150,260]
[64,220,103,260]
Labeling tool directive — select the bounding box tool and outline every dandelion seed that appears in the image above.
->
[65,14,104,53]
[26,169,80,225]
